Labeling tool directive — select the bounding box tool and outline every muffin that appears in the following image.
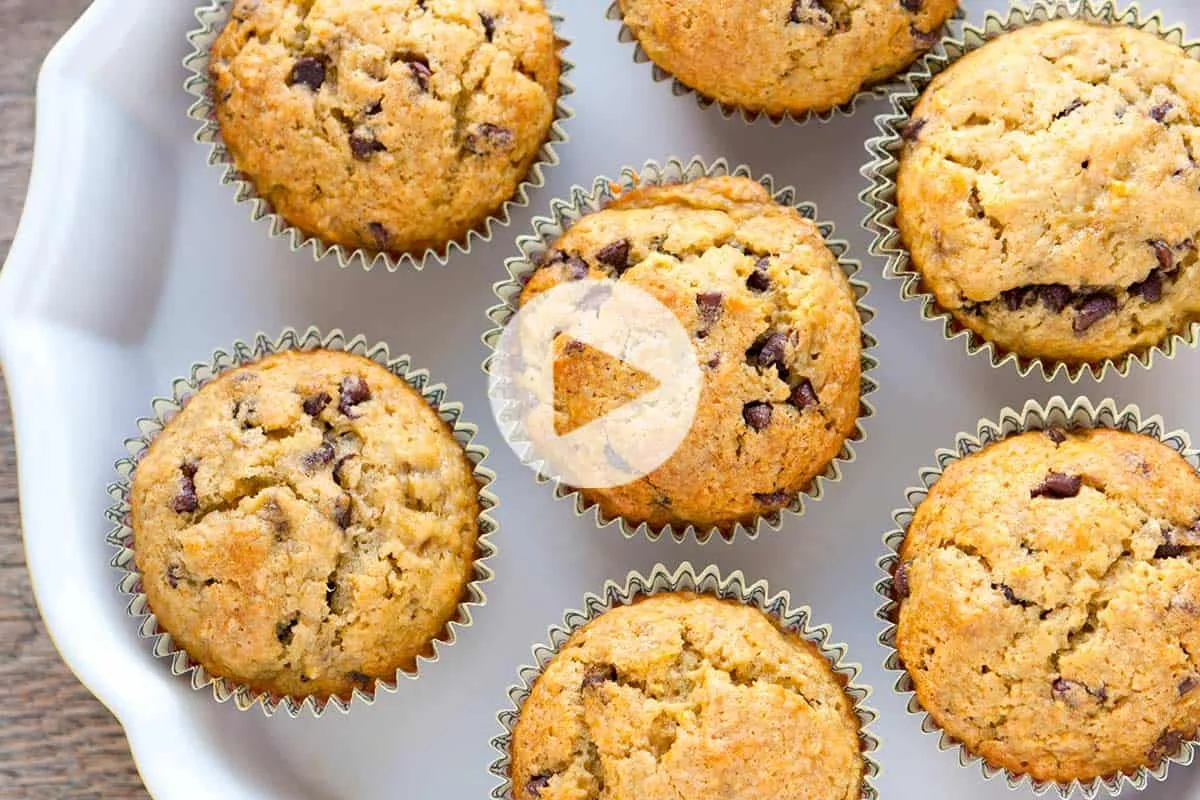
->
[130,349,481,700]
[896,20,1200,366]
[519,176,863,531]
[510,592,866,799]
[616,0,958,117]
[895,427,1200,783]
[209,0,560,257]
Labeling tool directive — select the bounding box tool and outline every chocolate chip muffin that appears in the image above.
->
[519,176,863,531]
[895,427,1200,783]
[617,0,958,117]
[896,20,1200,365]
[130,349,480,700]
[510,592,866,799]
[210,0,560,256]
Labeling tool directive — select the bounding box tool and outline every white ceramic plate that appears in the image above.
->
[3,1,1200,797]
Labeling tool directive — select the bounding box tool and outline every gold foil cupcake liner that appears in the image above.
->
[860,0,1200,381]
[604,0,964,125]
[490,562,881,798]
[184,0,574,271]
[482,155,879,543]
[875,396,1199,796]
[104,327,499,717]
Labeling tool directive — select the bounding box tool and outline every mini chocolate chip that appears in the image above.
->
[408,60,432,92]
[366,100,383,116]
[526,774,553,798]
[480,11,497,41]
[349,130,386,160]
[347,670,372,687]
[1046,428,1068,445]
[753,489,793,507]
[1150,239,1176,272]
[706,355,722,369]
[788,0,834,29]
[304,442,336,470]
[1149,730,1185,763]
[910,25,940,51]
[789,378,819,411]
[900,117,928,143]
[1131,271,1164,303]
[696,291,724,334]
[1001,287,1029,312]
[1031,472,1082,499]
[166,563,184,589]
[1073,293,1118,334]
[746,257,772,292]
[900,0,921,11]
[1054,98,1085,121]
[748,331,789,369]
[743,401,773,432]
[339,375,371,416]
[995,583,1035,607]
[466,123,515,154]
[1051,677,1078,702]
[1039,284,1072,313]
[303,392,331,416]
[1180,675,1200,696]
[289,57,326,91]
[334,494,353,529]
[1151,101,1175,123]
[595,239,631,272]
[276,617,298,646]
[172,462,199,513]
[366,222,390,250]
[582,664,617,688]
[894,561,911,600]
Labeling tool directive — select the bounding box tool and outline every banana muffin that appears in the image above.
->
[510,592,866,799]
[519,176,863,531]
[130,349,481,700]
[210,0,560,256]
[617,0,958,117]
[896,20,1200,365]
[895,427,1200,783]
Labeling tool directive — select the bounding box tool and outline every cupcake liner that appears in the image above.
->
[104,327,499,717]
[604,0,964,125]
[481,156,879,544]
[183,0,574,272]
[875,396,1199,796]
[489,562,881,799]
[861,0,1200,382]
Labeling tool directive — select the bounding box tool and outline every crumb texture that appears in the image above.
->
[897,21,1200,363]
[510,593,865,800]
[211,0,560,255]
[617,0,959,116]
[519,176,863,530]
[131,349,480,700]
[897,428,1200,782]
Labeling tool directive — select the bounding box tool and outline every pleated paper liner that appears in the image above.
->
[876,396,1199,796]
[184,0,574,271]
[860,0,1200,381]
[482,155,879,543]
[490,562,880,799]
[105,327,498,716]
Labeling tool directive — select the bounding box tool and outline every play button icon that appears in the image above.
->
[488,278,703,490]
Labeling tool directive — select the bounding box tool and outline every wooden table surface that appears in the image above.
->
[0,1,150,797]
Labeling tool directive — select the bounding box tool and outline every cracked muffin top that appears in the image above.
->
[895,428,1200,783]
[210,0,560,257]
[130,349,480,700]
[896,20,1200,365]
[616,0,958,116]
[510,592,866,800]
[519,176,863,531]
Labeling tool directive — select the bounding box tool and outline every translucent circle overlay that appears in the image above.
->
[488,278,703,490]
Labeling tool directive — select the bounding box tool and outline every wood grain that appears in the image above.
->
[0,1,150,797]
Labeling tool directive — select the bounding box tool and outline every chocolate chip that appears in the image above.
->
[899,117,928,143]
[1046,428,1068,445]
[366,222,390,250]
[526,774,553,798]
[166,563,184,589]
[303,442,336,470]
[1154,527,1200,559]
[743,401,773,432]
[289,57,326,91]
[900,0,921,11]
[1031,472,1082,499]
[1131,271,1164,303]
[1149,730,1185,763]
[303,392,331,416]
[172,462,199,513]
[338,375,371,416]
[789,378,819,411]
[1180,675,1200,696]
[1051,677,1079,702]
[366,100,383,116]
[1001,287,1030,312]
[276,617,297,646]
[349,130,386,160]
[910,25,940,51]
[1039,284,1072,313]
[995,583,1035,607]
[1150,239,1176,272]
[325,578,337,608]
[347,670,372,687]
[408,60,432,92]
[332,455,353,487]
[595,239,631,273]
[582,664,617,688]
[746,257,772,292]
[465,123,515,155]
[748,331,788,370]
[1073,293,1118,334]
[696,291,724,335]
[894,561,911,600]
[334,493,352,529]
[1151,101,1175,123]
[480,11,497,41]
[706,355,722,369]
[788,0,834,29]
[1054,98,1085,121]
[753,489,792,506]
